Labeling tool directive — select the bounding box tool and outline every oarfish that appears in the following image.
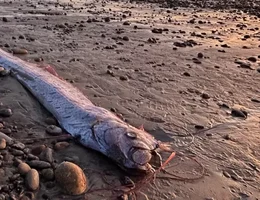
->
[0,48,170,173]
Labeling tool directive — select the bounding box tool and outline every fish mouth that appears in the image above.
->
[124,147,162,174]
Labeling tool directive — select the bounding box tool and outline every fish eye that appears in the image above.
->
[126,132,137,139]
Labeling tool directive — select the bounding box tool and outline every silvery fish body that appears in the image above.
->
[0,49,161,172]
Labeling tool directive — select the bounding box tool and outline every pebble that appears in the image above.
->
[11,142,25,150]
[55,161,87,195]
[44,117,57,125]
[0,138,7,149]
[183,72,191,76]
[27,154,40,161]
[41,168,54,181]
[1,128,12,134]
[25,169,40,191]
[104,17,110,22]
[194,125,204,130]
[46,125,62,136]
[123,21,130,25]
[223,171,231,178]
[2,17,8,22]
[13,158,23,166]
[247,56,257,62]
[197,52,204,58]
[64,156,80,164]
[39,147,54,163]
[152,28,163,34]
[54,142,70,151]
[18,162,31,175]
[27,160,51,169]
[201,93,210,99]
[0,108,13,117]
[34,57,43,62]
[12,48,28,55]
[119,75,128,81]
[251,98,260,103]
[122,36,129,41]
[31,145,46,155]
[10,173,20,181]
[231,108,247,118]
[11,149,24,156]
[193,58,202,64]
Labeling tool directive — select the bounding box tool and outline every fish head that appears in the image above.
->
[103,120,172,173]
[116,127,160,173]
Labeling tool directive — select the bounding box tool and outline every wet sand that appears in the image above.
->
[0,0,260,199]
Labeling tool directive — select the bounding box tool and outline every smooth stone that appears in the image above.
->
[25,169,40,191]
[11,142,26,150]
[54,142,70,151]
[39,147,53,163]
[18,162,31,175]
[55,161,87,195]
[0,138,6,150]
[31,145,46,155]
[46,125,62,136]
[11,149,24,156]
[27,154,39,161]
[231,109,247,118]
[27,160,51,169]
[41,168,54,181]
[0,108,12,117]
[12,48,28,55]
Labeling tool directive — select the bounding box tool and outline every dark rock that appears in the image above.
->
[104,17,110,22]
[46,125,62,136]
[11,142,25,150]
[201,93,210,99]
[122,36,129,41]
[197,52,203,58]
[119,75,128,81]
[0,108,12,117]
[31,145,46,156]
[54,142,70,151]
[39,147,53,163]
[41,168,54,181]
[195,125,204,130]
[183,72,190,77]
[152,28,163,34]
[247,57,257,62]
[2,17,8,22]
[27,154,39,161]
[27,160,51,169]
[11,149,24,156]
[231,109,247,118]
[251,98,260,103]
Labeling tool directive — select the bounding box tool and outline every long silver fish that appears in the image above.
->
[0,48,169,173]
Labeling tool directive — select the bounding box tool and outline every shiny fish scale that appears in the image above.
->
[0,48,159,171]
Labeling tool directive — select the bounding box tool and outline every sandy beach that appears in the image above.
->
[0,0,260,199]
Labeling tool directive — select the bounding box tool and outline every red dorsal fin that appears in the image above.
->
[39,64,63,80]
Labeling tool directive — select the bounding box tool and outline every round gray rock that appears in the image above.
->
[46,125,62,136]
